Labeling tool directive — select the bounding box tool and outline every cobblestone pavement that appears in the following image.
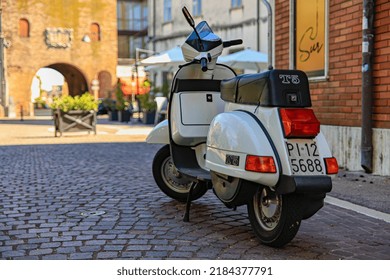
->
[0,119,389,260]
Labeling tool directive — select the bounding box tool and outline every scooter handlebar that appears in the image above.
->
[223,39,243,48]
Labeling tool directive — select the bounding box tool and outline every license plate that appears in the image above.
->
[285,140,324,175]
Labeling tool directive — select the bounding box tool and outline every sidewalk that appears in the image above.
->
[0,116,153,145]
[331,169,390,215]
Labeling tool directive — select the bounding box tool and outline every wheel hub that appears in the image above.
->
[211,172,240,203]
[161,157,192,193]
[254,187,282,231]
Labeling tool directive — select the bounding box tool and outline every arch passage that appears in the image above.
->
[47,63,88,96]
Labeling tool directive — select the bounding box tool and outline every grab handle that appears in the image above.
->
[223,39,243,48]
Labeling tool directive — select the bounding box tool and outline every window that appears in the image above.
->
[90,23,101,41]
[117,0,148,31]
[117,0,148,58]
[118,35,147,58]
[19,18,30,37]
[294,0,327,78]
[164,0,172,22]
[193,0,202,16]
[231,0,242,8]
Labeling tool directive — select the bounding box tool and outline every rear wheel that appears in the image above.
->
[247,186,302,247]
[152,145,208,202]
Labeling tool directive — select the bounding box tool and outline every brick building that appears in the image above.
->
[0,0,118,117]
[274,0,390,175]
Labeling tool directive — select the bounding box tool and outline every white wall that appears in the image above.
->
[322,125,390,176]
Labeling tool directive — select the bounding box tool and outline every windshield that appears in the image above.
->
[185,21,222,52]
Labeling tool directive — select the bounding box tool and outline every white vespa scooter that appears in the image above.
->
[146,6,338,247]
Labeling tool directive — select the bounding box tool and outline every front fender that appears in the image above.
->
[146,120,169,144]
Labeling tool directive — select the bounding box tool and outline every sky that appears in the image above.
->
[30,68,64,101]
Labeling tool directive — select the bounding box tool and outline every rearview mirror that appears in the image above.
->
[182,6,195,28]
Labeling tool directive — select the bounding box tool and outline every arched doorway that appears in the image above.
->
[48,63,89,97]
[30,63,89,115]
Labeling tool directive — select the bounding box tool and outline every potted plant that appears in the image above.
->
[138,93,157,124]
[50,92,98,137]
[114,82,132,122]
[106,98,118,121]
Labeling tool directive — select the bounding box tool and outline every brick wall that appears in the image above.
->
[2,0,117,117]
[275,0,390,129]
[373,0,390,127]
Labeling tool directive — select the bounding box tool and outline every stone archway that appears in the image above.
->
[47,63,89,96]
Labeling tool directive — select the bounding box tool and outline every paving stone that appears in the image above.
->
[69,253,93,260]
[40,242,62,249]
[29,248,53,256]
[62,241,83,247]
[0,134,389,261]
[56,247,77,254]
[96,251,119,259]
[79,246,102,253]
[85,240,106,246]
[42,254,68,260]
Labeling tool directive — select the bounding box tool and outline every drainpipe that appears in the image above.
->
[361,0,375,173]
[257,0,260,52]
[152,0,156,52]
[261,0,273,70]
[0,4,5,114]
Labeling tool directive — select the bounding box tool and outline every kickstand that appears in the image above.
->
[183,181,197,222]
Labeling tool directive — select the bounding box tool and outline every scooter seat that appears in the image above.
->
[220,69,312,107]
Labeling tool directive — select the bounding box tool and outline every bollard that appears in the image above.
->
[20,105,23,121]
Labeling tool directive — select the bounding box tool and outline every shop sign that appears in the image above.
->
[295,0,325,77]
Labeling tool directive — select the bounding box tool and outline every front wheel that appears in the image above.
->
[152,145,208,202]
[247,187,302,247]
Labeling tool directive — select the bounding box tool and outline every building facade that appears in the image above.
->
[0,0,118,117]
[146,0,269,90]
[274,0,390,175]
[117,0,148,59]
[148,0,269,53]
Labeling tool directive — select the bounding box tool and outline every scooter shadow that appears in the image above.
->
[155,196,337,256]
[156,195,251,228]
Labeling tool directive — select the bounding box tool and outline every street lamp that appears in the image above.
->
[134,48,155,121]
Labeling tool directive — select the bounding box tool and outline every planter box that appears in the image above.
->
[108,110,118,121]
[119,110,132,123]
[143,110,156,124]
[53,109,97,137]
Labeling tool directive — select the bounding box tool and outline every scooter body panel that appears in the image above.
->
[206,110,280,187]
[167,63,236,170]
[146,119,169,144]
[207,103,335,190]
[170,90,224,146]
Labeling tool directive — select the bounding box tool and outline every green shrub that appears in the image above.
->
[138,93,157,112]
[50,92,98,112]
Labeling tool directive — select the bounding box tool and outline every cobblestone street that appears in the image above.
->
[0,119,389,260]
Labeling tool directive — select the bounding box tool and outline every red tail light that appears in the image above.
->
[245,155,277,173]
[279,108,320,138]
[325,157,339,174]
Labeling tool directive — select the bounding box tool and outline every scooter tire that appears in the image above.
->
[247,187,302,248]
[152,145,208,203]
